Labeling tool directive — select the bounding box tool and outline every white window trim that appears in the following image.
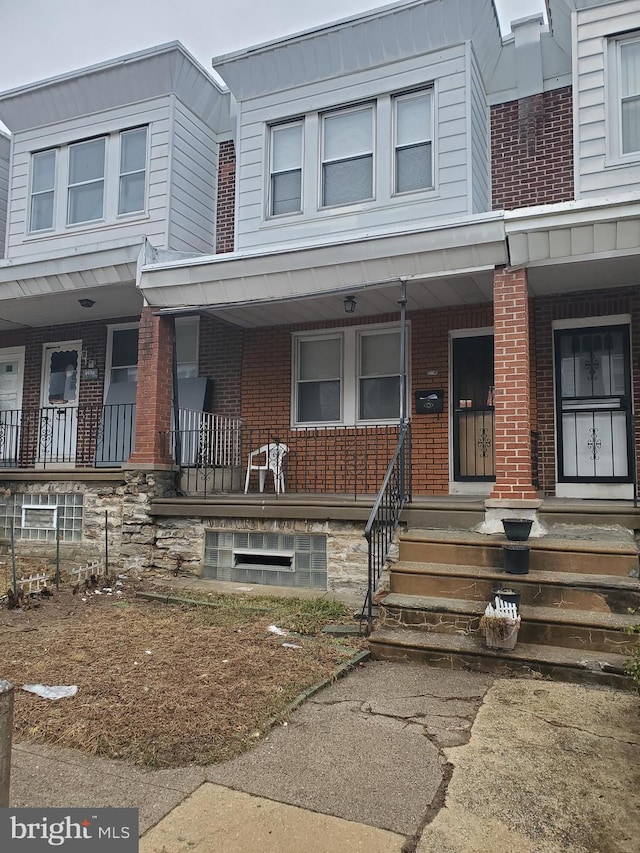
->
[605,32,640,167]
[67,136,106,226]
[291,322,409,428]
[267,120,304,219]
[26,126,149,237]
[175,316,200,379]
[0,345,26,411]
[392,88,434,196]
[118,126,149,218]
[28,149,57,234]
[319,102,376,209]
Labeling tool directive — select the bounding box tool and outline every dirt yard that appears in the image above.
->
[0,578,364,768]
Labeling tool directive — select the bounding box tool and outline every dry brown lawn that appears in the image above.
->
[0,583,364,767]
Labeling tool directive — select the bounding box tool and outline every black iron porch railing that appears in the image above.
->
[165,417,403,498]
[0,404,136,468]
[363,422,411,633]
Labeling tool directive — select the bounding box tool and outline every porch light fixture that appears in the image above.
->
[78,298,95,308]
[343,295,357,314]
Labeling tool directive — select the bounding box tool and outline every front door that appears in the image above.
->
[555,325,633,490]
[0,347,25,465]
[39,343,81,465]
[452,334,495,482]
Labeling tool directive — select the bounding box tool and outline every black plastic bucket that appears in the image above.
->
[503,543,530,574]
[491,586,522,612]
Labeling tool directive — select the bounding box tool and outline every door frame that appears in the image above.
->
[449,327,494,496]
[552,315,634,499]
[0,346,26,466]
[39,339,82,466]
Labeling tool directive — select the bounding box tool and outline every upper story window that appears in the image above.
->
[293,324,404,427]
[29,150,56,232]
[68,138,106,225]
[269,122,303,216]
[28,126,148,234]
[620,38,640,155]
[394,90,433,193]
[321,105,374,207]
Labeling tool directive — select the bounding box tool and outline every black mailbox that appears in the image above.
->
[415,389,444,414]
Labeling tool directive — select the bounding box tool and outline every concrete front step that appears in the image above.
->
[389,562,640,614]
[369,627,634,690]
[379,593,640,656]
[399,529,639,577]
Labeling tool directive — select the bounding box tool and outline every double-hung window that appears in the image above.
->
[394,90,433,193]
[119,127,148,215]
[619,38,640,156]
[293,326,403,426]
[321,105,374,207]
[68,137,106,225]
[269,122,303,216]
[29,149,56,232]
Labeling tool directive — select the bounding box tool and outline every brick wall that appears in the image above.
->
[533,286,640,494]
[198,315,243,417]
[215,140,236,254]
[492,87,574,210]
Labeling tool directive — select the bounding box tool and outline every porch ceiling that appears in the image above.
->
[0,242,143,330]
[142,214,507,328]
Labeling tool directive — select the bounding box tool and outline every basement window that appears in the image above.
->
[204,531,327,588]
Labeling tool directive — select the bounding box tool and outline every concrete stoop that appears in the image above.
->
[369,524,640,689]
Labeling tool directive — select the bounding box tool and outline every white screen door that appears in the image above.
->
[39,343,81,465]
[0,348,25,465]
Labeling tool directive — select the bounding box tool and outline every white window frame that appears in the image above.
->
[28,149,57,233]
[292,323,408,428]
[25,125,149,237]
[320,103,375,209]
[268,120,303,218]
[606,32,640,165]
[392,88,434,195]
[105,322,140,399]
[67,136,106,226]
[118,126,149,217]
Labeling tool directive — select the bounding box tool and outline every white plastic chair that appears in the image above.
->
[244,442,288,495]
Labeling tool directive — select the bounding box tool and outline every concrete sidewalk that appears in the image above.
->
[9,661,640,852]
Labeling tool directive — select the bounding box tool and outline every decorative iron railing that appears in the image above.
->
[0,404,136,468]
[363,422,411,633]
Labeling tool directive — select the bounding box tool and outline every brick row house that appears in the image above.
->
[1,0,640,605]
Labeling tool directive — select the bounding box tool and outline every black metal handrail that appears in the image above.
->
[363,422,411,633]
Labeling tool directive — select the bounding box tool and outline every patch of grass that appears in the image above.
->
[1,588,364,768]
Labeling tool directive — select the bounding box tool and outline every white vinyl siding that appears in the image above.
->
[321,105,374,207]
[393,91,432,194]
[269,121,303,216]
[29,149,56,232]
[469,47,490,215]
[0,135,8,257]
[167,99,218,254]
[293,325,402,427]
[575,3,640,197]
[235,44,477,250]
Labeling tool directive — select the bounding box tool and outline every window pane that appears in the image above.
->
[361,332,400,375]
[118,172,145,214]
[111,328,139,367]
[121,128,147,173]
[396,93,431,147]
[68,183,104,223]
[272,124,301,172]
[298,381,340,422]
[30,191,54,231]
[299,338,340,380]
[360,376,400,420]
[396,143,433,192]
[69,138,105,184]
[272,170,301,215]
[324,108,372,160]
[176,321,198,365]
[621,41,640,98]
[32,150,55,192]
[622,97,640,154]
[323,155,373,206]
[110,366,138,384]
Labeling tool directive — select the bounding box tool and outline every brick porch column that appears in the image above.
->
[489,266,538,503]
[128,306,175,467]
